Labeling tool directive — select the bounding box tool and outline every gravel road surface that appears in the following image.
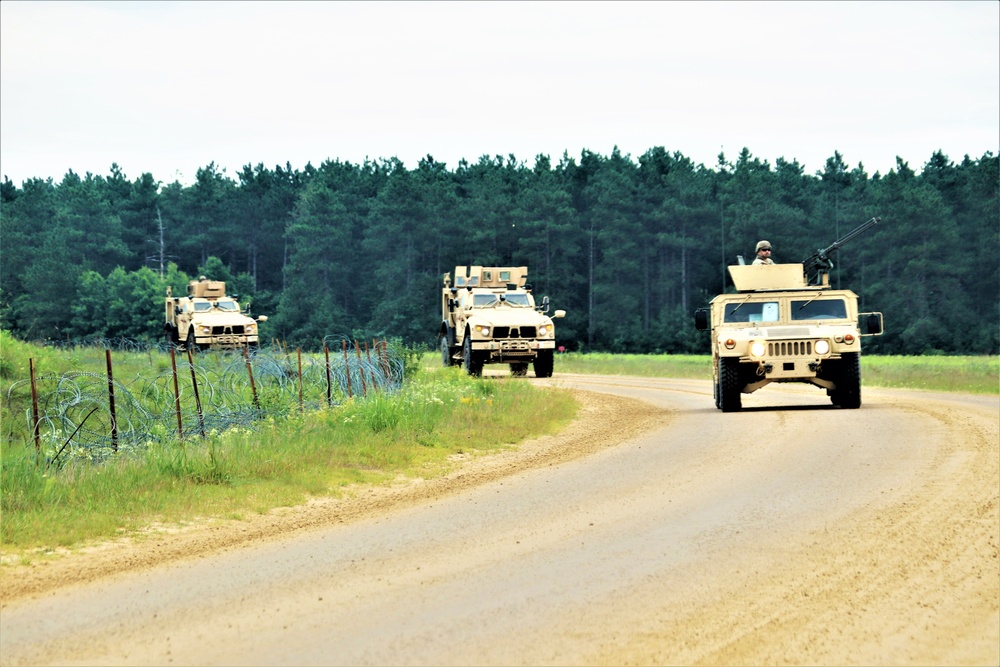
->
[2,374,997,666]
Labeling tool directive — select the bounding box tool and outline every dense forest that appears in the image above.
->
[1,147,997,355]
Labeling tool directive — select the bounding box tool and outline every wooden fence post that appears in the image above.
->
[187,347,206,438]
[170,346,183,441]
[242,344,260,411]
[324,344,332,407]
[29,358,41,455]
[355,342,367,396]
[297,348,304,413]
[342,339,352,398]
[105,349,118,453]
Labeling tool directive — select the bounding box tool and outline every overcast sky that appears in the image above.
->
[2,1,997,186]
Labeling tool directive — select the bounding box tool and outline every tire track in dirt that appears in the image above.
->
[581,390,999,666]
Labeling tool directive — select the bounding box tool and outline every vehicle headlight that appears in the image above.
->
[199,325,211,334]
[538,324,551,337]
[749,341,767,358]
[815,340,830,355]
[246,323,257,333]
[475,325,491,337]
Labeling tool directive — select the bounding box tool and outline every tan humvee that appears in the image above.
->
[695,218,884,411]
[165,278,267,351]
[439,266,565,377]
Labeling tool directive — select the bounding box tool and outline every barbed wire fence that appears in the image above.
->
[6,336,407,467]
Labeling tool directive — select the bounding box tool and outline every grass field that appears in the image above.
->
[548,353,999,395]
[0,335,577,554]
[2,335,996,558]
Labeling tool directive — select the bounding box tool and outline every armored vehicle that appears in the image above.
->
[165,278,267,351]
[694,217,884,411]
[440,266,565,377]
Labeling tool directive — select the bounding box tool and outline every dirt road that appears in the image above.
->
[2,375,997,666]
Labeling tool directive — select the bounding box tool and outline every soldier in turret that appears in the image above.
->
[752,240,774,265]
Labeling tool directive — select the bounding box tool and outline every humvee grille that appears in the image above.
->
[211,325,245,335]
[768,340,813,357]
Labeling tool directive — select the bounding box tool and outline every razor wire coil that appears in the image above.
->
[7,338,406,466]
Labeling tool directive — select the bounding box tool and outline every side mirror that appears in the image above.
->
[257,315,268,323]
[553,309,566,319]
[859,312,882,335]
[694,308,710,331]
[175,306,182,315]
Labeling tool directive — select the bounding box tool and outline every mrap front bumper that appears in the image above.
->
[196,334,260,349]
[470,338,555,361]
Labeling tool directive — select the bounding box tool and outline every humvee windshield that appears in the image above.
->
[791,298,848,320]
[193,302,212,312]
[724,301,779,323]
[216,300,240,312]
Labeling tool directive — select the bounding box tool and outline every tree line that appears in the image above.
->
[1,147,997,355]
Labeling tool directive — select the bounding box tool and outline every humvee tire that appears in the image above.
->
[719,357,742,412]
[837,352,861,409]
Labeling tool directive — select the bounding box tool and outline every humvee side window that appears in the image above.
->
[724,301,779,323]
[791,299,848,320]
[499,271,511,282]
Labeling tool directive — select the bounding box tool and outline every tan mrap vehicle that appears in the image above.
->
[439,266,565,377]
[694,218,884,411]
[164,278,267,351]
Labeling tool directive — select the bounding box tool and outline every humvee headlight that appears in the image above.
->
[538,324,551,337]
[749,341,767,358]
[475,325,491,337]
[199,325,211,334]
[246,323,257,333]
[815,340,831,355]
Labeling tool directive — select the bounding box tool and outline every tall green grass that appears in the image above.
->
[1,364,577,553]
[547,352,997,395]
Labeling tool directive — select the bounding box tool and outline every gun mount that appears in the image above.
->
[802,216,881,286]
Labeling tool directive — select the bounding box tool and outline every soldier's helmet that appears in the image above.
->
[755,240,772,252]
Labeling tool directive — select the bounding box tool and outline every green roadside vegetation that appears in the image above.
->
[3,335,996,559]
[543,352,998,395]
[0,335,577,556]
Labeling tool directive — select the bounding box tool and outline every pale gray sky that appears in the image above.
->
[2,1,997,185]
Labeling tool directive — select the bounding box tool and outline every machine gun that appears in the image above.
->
[802,216,881,286]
